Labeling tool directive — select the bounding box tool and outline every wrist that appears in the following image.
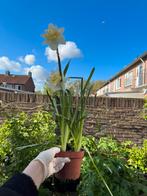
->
[23,160,44,189]
[33,158,48,180]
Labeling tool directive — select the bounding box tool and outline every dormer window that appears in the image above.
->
[15,85,22,90]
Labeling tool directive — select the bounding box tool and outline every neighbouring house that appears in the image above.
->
[0,71,35,92]
[97,51,147,98]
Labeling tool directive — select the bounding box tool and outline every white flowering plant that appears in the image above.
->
[43,24,94,151]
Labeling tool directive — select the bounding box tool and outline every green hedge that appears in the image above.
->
[0,111,56,185]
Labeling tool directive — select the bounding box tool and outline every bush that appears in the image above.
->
[78,136,147,196]
[127,140,147,174]
[144,99,147,120]
[0,111,56,185]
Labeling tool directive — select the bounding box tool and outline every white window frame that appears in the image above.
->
[136,64,143,87]
[6,84,13,89]
[108,83,110,92]
[115,78,121,90]
[15,85,22,90]
[125,72,133,87]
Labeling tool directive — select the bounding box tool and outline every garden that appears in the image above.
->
[0,24,147,195]
[0,111,147,195]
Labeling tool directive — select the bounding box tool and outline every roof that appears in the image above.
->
[97,51,147,91]
[0,74,31,85]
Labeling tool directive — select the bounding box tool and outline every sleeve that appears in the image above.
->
[0,173,38,196]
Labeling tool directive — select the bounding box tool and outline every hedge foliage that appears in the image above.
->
[79,136,147,196]
[0,111,56,184]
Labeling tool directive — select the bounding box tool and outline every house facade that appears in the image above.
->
[0,71,35,92]
[97,52,147,98]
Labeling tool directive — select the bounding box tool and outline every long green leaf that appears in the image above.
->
[63,60,70,76]
[82,67,95,95]
[16,142,50,150]
[84,146,114,196]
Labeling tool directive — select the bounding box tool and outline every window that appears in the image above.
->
[15,85,22,90]
[136,64,143,87]
[115,78,121,90]
[108,84,110,92]
[1,83,13,89]
[125,72,133,87]
[7,84,13,89]
[103,86,109,93]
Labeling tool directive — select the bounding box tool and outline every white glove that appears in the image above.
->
[34,147,70,180]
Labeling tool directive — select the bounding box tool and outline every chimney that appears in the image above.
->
[28,71,32,77]
[5,70,10,76]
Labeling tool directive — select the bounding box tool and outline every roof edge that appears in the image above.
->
[97,51,147,91]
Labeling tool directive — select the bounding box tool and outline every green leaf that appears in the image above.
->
[63,60,70,76]
[83,67,95,94]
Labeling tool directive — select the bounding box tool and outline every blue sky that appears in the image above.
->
[0,0,147,90]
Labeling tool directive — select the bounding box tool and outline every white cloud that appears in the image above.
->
[0,56,21,72]
[45,41,82,62]
[24,65,49,90]
[19,54,35,65]
[24,65,48,81]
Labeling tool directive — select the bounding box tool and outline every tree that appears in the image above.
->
[91,80,106,95]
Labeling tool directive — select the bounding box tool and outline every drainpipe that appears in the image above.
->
[139,57,146,85]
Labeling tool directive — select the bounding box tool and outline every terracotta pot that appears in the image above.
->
[55,151,84,180]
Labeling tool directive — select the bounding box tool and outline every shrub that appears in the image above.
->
[0,111,56,185]
[78,136,147,196]
[127,140,147,174]
[144,99,147,120]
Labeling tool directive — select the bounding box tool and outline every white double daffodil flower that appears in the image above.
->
[42,24,66,50]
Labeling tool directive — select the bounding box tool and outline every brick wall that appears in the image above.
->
[0,91,146,145]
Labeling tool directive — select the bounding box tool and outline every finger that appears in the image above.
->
[45,147,60,160]
[53,157,70,171]
[54,157,70,163]
[63,157,70,163]
[48,157,71,176]
[54,161,65,172]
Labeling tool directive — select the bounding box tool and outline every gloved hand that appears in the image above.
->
[34,147,70,180]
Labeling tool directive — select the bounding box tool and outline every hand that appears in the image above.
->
[34,147,70,180]
[23,147,70,189]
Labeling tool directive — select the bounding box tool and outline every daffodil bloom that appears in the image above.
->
[42,24,65,50]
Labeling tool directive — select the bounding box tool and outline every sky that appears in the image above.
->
[0,0,147,90]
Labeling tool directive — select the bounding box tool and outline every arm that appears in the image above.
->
[0,147,70,196]
[0,173,38,196]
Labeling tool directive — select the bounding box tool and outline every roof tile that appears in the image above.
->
[0,74,31,85]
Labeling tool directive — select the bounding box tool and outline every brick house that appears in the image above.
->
[0,71,35,92]
[97,52,147,98]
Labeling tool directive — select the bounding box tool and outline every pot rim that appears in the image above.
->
[55,150,84,159]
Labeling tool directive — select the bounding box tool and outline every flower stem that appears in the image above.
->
[56,48,62,82]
